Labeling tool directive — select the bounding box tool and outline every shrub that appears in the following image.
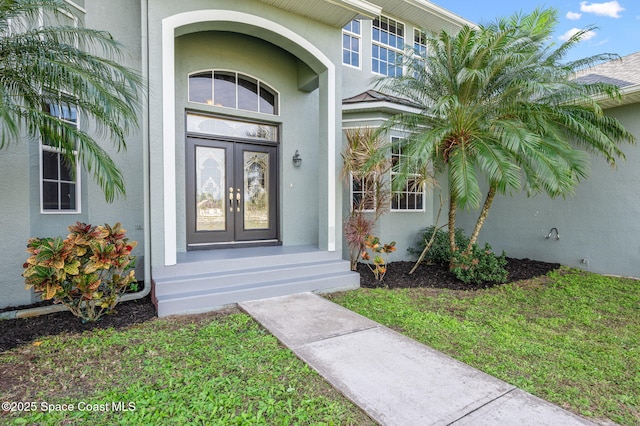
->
[451,242,508,285]
[408,226,470,266]
[344,213,376,271]
[360,235,396,281]
[23,222,137,322]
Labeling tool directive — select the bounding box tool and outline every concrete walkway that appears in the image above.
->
[239,292,594,426]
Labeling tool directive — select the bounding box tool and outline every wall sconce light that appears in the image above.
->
[292,150,302,167]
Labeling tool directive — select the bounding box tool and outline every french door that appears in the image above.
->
[186,137,278,248]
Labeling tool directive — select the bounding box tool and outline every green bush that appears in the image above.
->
[23,222,137,322]
[451,243,508,285]
[408,226,470,265]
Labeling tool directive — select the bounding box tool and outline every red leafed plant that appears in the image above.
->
[360,235,396,281]
[23,222,138,322]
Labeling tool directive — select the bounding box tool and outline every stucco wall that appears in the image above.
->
[454,102,640,277]
[0,0,146,309]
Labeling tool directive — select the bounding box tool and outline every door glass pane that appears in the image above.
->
[187,114,278,141]
[196,146,226,231]
[244,151,269,230]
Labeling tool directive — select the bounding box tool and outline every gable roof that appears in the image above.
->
[574,51,640,108]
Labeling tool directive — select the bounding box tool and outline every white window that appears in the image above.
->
[391,137,424,211]
[414,29,427,56]
[350,173,377,212]
[342,19,361,68]
[41,100,80,213]
[372,16,404,77]
[188,70,278,115]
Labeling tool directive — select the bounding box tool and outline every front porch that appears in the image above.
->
[151,245,359,317]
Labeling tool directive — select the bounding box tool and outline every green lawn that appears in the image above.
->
[329,268,640,425]
[0,310,373,425]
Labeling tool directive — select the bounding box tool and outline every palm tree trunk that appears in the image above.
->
[467,186,497,252]
[409,195,445,275]
[448,196,457,269]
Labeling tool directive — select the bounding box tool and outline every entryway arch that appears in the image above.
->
[161,10,337,266]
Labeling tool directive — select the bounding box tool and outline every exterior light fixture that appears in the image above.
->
[292,150,302,167]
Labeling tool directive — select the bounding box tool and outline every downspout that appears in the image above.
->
[121,0,152,305]
[0,0,152,321]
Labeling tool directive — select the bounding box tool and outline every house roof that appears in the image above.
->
[342,90,421,115]
[574,51,640,108]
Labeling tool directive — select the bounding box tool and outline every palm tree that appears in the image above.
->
[0,0,143,201]
[376,8,635,265]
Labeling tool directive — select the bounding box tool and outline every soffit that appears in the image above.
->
[371,0,473,33]
[598,84,640,109]
[257,0,381,28]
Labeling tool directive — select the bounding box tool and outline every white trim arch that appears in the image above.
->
[162,10,337,265]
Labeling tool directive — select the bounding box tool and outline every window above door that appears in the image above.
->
[188,70,279,116]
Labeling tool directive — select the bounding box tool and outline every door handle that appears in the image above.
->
[228,187,234,212]
[235,189,241,212]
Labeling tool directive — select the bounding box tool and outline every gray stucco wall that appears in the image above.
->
[454,102,640,277]
[0,0,146,309]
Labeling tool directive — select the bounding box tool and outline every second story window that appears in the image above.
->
[342,19,361,68]
[372,16,404,77]
[414,29,427,56]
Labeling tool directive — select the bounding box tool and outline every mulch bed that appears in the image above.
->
[0,257,559,353]
[357,257,561,290]
[0,296,156,353]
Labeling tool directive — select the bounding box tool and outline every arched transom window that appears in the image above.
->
[189,70,278,115]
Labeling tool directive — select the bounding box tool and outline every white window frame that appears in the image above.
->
[372,15,405,77]
[40,97,81,214]
[350,172,377,213]
[390,137,425,212]
[414,28,427,57]
[187,69,280,116]
[342,19,361,69]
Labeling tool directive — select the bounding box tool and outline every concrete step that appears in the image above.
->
[154,259,351,297]
[155,270,359,317]
[154,246,339,280]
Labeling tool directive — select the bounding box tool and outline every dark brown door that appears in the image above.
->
[186,137,278,248]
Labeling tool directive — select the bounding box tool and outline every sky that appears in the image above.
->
[435,1,639,61]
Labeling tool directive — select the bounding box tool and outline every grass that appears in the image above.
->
[0,310,373,425]
[329,268,640,425]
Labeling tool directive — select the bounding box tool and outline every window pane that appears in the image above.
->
[189,71,212,104]
[60,183,76,210]
[42,151,59,180]
[214,71,236,108]
[259,86,276,115]
[59,157,74,182]
[43,181,59,210]
[238,76,259,112]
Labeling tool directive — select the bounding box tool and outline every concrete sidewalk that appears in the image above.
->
[239,292,594,426]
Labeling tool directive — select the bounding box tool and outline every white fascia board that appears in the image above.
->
[404,0,475,27]
[326,0,382,18]
[594,84,640,109]
[342,101,421,115]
